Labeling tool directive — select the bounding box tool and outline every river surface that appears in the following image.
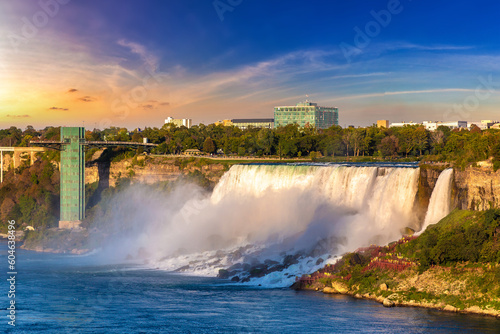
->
[0,242,498,333]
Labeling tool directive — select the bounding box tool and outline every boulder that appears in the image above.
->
[283,255,299,267]
[331,281,349,294]
[323,287,335,294]
[217,269,230,279]
[383,298,395,307]
[443,305,457,312]
[400,227,415,236]
[379,283,388,291]
[264,259,279,266]
[175,265,190,272]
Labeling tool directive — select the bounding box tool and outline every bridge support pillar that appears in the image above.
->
[13,151,20,169]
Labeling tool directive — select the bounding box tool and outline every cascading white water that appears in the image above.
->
[419,168,454,233]
[212,164,420,235]
[102,164,428,287]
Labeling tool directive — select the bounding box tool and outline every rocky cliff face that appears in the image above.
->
[417,164,500,212]
[453,167,500,210]
[85,156,227,188]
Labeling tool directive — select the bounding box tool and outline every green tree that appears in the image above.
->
[398,126,417,157]
[378,135,399,158]
[414,126,428,155]
[203,137,215,154]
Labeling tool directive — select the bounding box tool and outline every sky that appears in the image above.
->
[1,0,500,129]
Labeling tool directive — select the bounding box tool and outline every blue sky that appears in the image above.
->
[1,0,500,128]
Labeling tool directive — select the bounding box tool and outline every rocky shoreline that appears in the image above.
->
[297,270,500,319]
[300,283,500,318]
[19,244,90,255]
[0,235,89,255]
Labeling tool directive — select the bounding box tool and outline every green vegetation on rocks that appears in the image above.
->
[295,209,500,317]
[397,209,500,270]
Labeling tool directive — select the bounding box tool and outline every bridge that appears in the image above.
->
[29,127,158,229]
[0,147,48,183]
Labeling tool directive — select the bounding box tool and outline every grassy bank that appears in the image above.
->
[294,209,500,317]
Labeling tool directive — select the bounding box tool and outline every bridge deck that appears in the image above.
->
[29,140,158,150]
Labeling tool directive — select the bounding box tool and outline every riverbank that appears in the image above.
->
[298,264,500,318]
[20,228,90,254]
[293,209,500,318]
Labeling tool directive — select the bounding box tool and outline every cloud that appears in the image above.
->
[5,114,30,118]
[326,89,476,102]
[49,107,69,111]
[138,101,170,110]
[388,43,475,52]
[67,88,78,93]
[140,104,155,110]
[78,96,96,102]
[326,72,390,80]
[117,39,159,70]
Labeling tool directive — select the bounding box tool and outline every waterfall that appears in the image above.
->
[419,168,454,233]
[212,164,420,233]
[104,163,433,287]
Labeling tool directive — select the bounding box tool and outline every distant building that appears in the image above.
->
[231,118,274,130]
[165,117,192,128]
[214,119,233,127]
[468,120,498,130]
[274,101,339,129]
[422,121,467,131]
[377,120,389,128]
[390,121,420,128]
[184,149,202,156]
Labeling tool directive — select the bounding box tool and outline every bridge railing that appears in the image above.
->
[29,140,158,148]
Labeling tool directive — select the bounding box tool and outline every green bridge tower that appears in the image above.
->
[30,126,158,229]
[59,127,85,229]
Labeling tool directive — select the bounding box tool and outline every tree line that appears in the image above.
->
[0,122,499,233]
[6,123,500,166]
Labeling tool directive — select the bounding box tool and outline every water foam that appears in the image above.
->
[102,164,424,287]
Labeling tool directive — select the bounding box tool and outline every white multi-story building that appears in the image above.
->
[422,121,467,131]
[390,121,468,131]
[165,117,192,128]
[467,120,498,130]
